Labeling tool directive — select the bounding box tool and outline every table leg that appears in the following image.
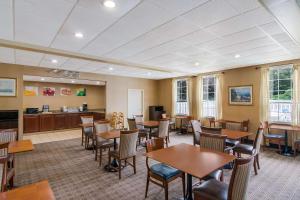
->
[281,130,292,156]
[104,138,119,172]
[185,173,193,200]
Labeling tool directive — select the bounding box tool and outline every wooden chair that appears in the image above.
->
[150,119,169,147]
[145,138,185,200]
[0,142,13,190]
[200,133,227,181]
[94,121,114,166]
[233,123,264,175]
[294,139,300,157]
[201,126,222,134]
[262,121,285,152]
[108,130,138,179]
[191,120,201,146]
[181,116,193,134]
[207,117,216,127]
[193,156,253,200]
[80,116,94,149]
[161,114,175,142]
[0,129,17,188]
[127,118,148,146]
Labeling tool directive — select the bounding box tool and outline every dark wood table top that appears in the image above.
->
[216,119,242,124]
[175,115,189,119]
[145,143,235,179]
[97,130,120,139]
[0,180,55,200]
[138,121,159,128]
[8,140,34,154]
[221,129,253,140]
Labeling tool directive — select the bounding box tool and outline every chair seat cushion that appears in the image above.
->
[226,139,240,147]
[265,134,285,139]
[234,143,254,155]
[150,163,181,180]
[202,169,222,181]
[193,179,228,200]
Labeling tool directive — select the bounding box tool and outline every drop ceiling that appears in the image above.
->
[0,0,300,79]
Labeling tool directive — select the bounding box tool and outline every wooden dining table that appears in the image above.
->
[145,143,235,200]
[97,130,121,172]
[0,180,55,200]
[8,139,34,154]
[268,124,300,156]
[221,129,253,140]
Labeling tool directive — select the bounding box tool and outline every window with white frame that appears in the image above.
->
[202,76,217,118]
[269,66,293,123]
[176,79,189,115]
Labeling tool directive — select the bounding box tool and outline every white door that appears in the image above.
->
[128,89,144,118]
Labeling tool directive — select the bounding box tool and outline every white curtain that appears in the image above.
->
[259,67,270,123]
[215,73,223,120]
[195,76,203,120]
[292,65,300,148]
[171,78,177,117]
[187,78,192,116]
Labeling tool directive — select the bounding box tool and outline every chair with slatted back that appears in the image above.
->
[193,156,253,200]
[200,133,227,181]
[0,155,7,192]
[234,123,264,175]
[145,138,185,200]
[181,116,193,134]
[80,116,94,149]
[128,118,148,146]
[0,142,13,190]
[191,120,201,146]
[94,120,114,166]
[263,121,285,152]
[108,130,138,179]
[0,129,17,188]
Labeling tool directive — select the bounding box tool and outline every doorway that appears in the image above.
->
[127,89,144,118]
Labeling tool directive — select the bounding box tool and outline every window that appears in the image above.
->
[269,66,293,122]
[202,76,217,117]
[176,79,189,115]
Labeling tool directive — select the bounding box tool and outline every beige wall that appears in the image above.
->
[0,63,158,138]
[23,81,106,111]
[158,79,172,115]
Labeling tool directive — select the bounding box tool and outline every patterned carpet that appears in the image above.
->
[14,133,300,200]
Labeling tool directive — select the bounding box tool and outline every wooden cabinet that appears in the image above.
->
[23,115,40,133]
[40,114,55,132]
[66,113,80,128]
[54,114,66,130]
[93,112,105,120]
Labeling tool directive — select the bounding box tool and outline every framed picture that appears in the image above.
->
[60,88,72,96]
[0,78,17,97]
[42,87,56,96]
[24,86,39,96]
[229,85,253,105]
[76,88,86,96]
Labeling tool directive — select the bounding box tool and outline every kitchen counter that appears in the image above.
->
[23,110,106,133]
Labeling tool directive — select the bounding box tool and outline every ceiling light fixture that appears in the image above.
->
[194,62,200,66]
[51,59,58,63]
[71,80,75,83]
[96,81,100,85]
[234,54,240,58]
[147,72,152,76]
[75,32,84,38]
[41,77,45,81]
[109,67,114,71]
[103,0,116,8]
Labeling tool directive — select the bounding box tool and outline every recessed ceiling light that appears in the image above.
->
[109,67,114,71]
[51,59,58,64]
[235,54,241,58]
[41,77,45,81]
[75,32,84,38]
[194,62,200,66]
[71,80,75,83]
[147,72,152,76]
[96,81,100,85]
[103,0,116,8]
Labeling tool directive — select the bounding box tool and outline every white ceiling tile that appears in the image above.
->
[39,54,69,69]
[81,1,182,56]
[15,50,44,66]
[15,0,77,46]
[179,29,216,45]
[0,47,15,64]
[272,33,294,43]
[0,0,13,40]
[105,17,200,59]
[51,0,141,51]
[259,21,285,35]
[62,58,90,70]
[182,0,239,28]
[226,0,261,13]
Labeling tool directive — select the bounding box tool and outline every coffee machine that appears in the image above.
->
[42,105,49,113]
[82,103,88,112]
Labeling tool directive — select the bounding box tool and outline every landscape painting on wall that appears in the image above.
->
[0,78,16,97]
[24,86,39,96]
[76,88,86,96]
[229,85,253,105]
[42,87,56,96]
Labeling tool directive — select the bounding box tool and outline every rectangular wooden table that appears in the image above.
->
[145,143,235,200]
[8,140,34,154]
[221,129,253,140]
[0,180,55,200]
[269,124,300,156]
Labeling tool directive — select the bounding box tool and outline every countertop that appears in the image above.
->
[24,109,105,115]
